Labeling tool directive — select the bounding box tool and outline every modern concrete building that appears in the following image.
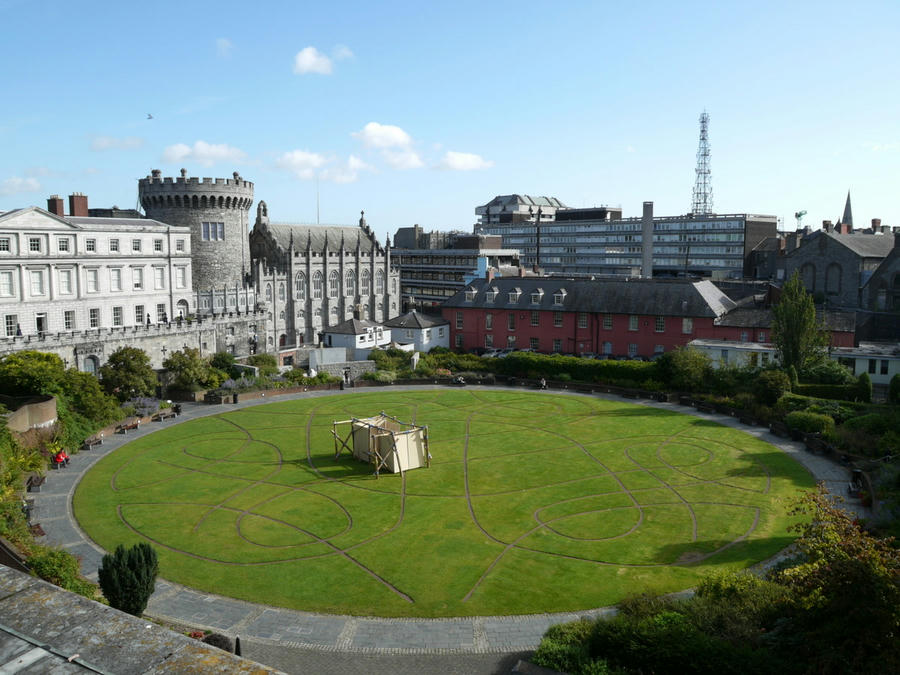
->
[475,194,571,227]
[476,200,777,278]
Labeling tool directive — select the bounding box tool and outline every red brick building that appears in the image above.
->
[441,278,855,356]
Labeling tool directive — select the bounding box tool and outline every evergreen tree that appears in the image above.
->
[771,271,828,373]
[99,347,157,401]
[97,542,159,616]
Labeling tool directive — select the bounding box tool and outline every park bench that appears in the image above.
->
[82,434,103,451]
[695,402,716,414]
[678,395,695,406]
[116,419,141,434]
[29,523,45,537]
[154,409,177,421]
[26,474,46,493]
[738,414,756,426]
[769,421,790,438]
[804,433,830,454]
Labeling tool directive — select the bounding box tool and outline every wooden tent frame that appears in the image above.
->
[332,411,430,478]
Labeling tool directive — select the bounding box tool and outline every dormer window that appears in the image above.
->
[508,288,521,303]
[531,289,544,304]
[485,287,498,302]
[553,289,567,305]
[465,287,477,302]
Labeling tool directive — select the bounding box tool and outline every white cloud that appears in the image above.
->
[321,155,372,184]
[293,46,332,75]
[383,148,424,169]
[353,122,413,149]
[333,44,354,61]
[0,176,41,196]
[216,38,233,58]
[275,149,327,179]
[438,151,493,171]
[90,136,144,151]
[162,140,246,166]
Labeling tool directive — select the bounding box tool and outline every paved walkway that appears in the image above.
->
[30,385,867,656]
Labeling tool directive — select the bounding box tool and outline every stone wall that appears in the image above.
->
[1,395,57,433]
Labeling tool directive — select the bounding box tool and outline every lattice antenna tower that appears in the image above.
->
[691,111,713,215]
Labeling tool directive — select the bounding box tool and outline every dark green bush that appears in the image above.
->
[247,353,279,377]
[890,374,900,404]
[793,383,861,402]
[843,412,900,436]
[785,411,835,435]
[28,546,97,598]
[654,347,711,392]
[532,620,598,674]
[799,360,855,385]
[754,369,791,406]
[857,372,872,403]
[98,542,159,616]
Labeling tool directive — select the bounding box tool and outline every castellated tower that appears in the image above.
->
[138,168,254,290]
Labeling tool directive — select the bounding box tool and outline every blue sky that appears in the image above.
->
[2,0,899,243]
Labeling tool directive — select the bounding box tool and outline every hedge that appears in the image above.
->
[784,411,835,436]
[492,352,657,384]
[793,383,860,402]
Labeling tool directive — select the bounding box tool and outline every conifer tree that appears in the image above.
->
[98,542,159,616]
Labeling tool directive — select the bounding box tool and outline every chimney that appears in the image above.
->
[68,193,88,217]
[822,220,833,233]
[641,201,653,278]
[47,195,65,217]
[485,268,495,282]
[871,218,882,233]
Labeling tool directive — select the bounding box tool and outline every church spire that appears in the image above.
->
[840,190,853,227]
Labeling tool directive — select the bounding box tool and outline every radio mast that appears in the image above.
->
[691,111,713,215]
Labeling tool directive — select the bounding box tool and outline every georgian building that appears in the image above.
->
[248,203,401,357]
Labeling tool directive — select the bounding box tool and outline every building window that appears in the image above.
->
[132,239,141,252]
[721,349,729,364]
[508,290,520,303]
[740,330,749,342]
[110,268,122,292]
[455,333,463,348]
[530,337,539,350]
[313,272,323,299]
[29,270,44,295]
[329,270,340,298]
[553,290,566,305]
[345,270,356,297]
[176,267,187,288]
[112,306,123,326]
[58,238,70,252]
[438,327,445,337]
[361,269,370,295]
[602,341,613,355]
[881,360,889,375]
[392,278,397,294]
[628,343,639,357]
[531,291,543,304]
[869,359,877,374]
[603,314,613,330]
[0,238,9,252]
[85,238,96,252]
[279,283,286,301]
[654,345,665,355]
[156,304,166,322]
[554,311,563,328]
[682,317,693,334]
[578,313,588,329]
[135,305,145,324]
[109,238,119,252]
[5,314,18,336]
[485,289,497,303]
[485,334,494,348]
[628,315,639,331]
[376,269,384,294]
[86,268,99,293]
[507,313,515,330]
[465,289,476,302]
[133,268,143,290]
[655,316,665,333]
[456,311,463,329]
[485,313,493,330]
[89,308,100,328]
[761,353,769,366]
[552,338,562,353]
[154,267,165,290]
[154,239,163,252]
[176,239,185,252]
[201,222,225,241]
[507,335,516,348]
[29,237,41,252]
[58,269,72,294]
[531,311,540,327]
[0,270,14,297]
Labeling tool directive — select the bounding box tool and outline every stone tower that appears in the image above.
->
[138,168,254,290]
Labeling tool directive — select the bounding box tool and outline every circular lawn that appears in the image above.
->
[74,389,813,617]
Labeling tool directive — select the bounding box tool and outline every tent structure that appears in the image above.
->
[332,412,430,477]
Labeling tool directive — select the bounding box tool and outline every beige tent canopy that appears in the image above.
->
[332,412,430,477]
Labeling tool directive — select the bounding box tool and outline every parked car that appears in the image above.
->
[580,352,598,359]
[495,348,514,358]
[594,354,610,361]
[630,355,649,362]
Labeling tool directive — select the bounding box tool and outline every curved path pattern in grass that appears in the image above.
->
[74,390,813,617]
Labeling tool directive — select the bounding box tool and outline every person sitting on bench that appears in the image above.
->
[54,449,69,467]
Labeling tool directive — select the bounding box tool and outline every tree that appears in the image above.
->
[163,347,220,390]
[97,542,159,616]
[0,351,66,396]
[99,347,157,402]
[857,372,873,403]
[890,373,900,404]
[771,270,828,373]
[655,347,711,392]
[60,370,121,425]
[247,353,278,377]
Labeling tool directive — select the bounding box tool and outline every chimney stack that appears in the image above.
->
[68,193,88,217]
[47,195,65,217]
[822,220,833,233]
[641,201,654,278]
[871,218,882,233]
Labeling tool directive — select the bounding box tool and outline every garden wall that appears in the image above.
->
[1,395,57,433]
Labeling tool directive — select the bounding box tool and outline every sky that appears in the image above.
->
[2,0,900,244]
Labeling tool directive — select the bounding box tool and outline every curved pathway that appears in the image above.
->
[30,385,867,655]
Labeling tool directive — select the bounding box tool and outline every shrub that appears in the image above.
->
[209,352,236,372]
[890,374,900,404]
[247,353,278,377]
[800,359,855,385]
[532,620,597,674]
[28,546,97,599]
[754,370,791,406]
[98,543,159,616]
[857,372,872,403]
[655,347,711,392]
[794,383,861,402]
[784,411,835,436]
[201,633,234,652]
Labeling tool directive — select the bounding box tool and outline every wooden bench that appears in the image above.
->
[116,419,141,434]
[26,474,46,493]
[770,421,790,438]
[738,414,756,426]
[695,402,716,414]
[82,434,103,451]
[154,409,177,421]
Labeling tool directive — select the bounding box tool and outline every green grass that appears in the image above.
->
[74,390,813,617]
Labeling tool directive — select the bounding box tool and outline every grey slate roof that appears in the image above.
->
[324,317,383,335]
[715,307,856,332]
[383,310,448,329]
[66,215,183,229]
[265,223,378,253]
[798,230,896,258]
[444,277,737,318]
